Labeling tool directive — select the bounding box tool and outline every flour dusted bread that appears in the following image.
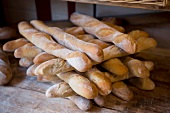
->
[84,67,112,96]
[46,82,76,98]
[68,95,93,111]
[3,38,29,52]
[100,58,128,76]
[0,27,17,40]
[0,48,12,85]
[33,52,57,65]
[14,43,43,58]
[18,21,92,72]
[19,57,33,67]
[64,26,85,36]
[112,81,134,101]
[35,58,74,76]
[30,20,104,62]
[57,71,98,99]
[70,12,136,54]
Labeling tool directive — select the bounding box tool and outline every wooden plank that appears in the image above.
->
[62,0,170,11]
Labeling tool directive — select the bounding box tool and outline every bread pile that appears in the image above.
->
[2,12,157,111]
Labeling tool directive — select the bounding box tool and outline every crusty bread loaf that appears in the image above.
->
[35,58,74,76]
[26,64,38,76]
[129,77,155,90]
[68,95,93,111]
[46,82,76,98]
[142,61,154,71]
[70,12,136,54]
[84,67,112,96]
[136,37,157,52]
[18,21,92,72]
[33,52,56,65]
[76,34,111,49]
[123,57,150,78]
[112,81,134,101]
[0,59,12,85]
[30,20,104,62]
[64,26,85,36]
[100,58,128,76]
[128,30,149,40]
[102,21,125,33]
[0,27,17,40]
[57,71,98,99]
[19,57,33,67]
[0,48,12,85]
[103,45,128,61]
[3,38,29,52]
[104,72,133,83]
[0,50,10,65]
[14,43,43,58]
[94,94,105,107]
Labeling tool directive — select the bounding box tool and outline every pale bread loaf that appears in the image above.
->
[30,20,104,62]
[3,38,29,52]
[18,21,92,72]
[70,12,136,54]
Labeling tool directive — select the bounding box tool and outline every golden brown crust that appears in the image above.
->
[57,71,98,99]
[30,20,104,63]
[33,52,56,65]
[14,43,43,58]
[18,21,92,72]
[101,58,128,76]
[70,12,136,54]
[112,81,134,101]
[3,38,29,52]
[84,67,112,96]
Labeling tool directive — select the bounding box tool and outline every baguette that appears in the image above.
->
[76,34,111,49]
[94,94,105,107]
[14,43,43,58]
[57,71,98,99]
[0,49,12,85]
[68,95,93,111]
[35,58,74,76]
[104,72,133,83]
[64,26,85,36]
[3,38,29,52]
[136,37,157,52]
[18,21,92,72]
[102,21,125,33]
[19,57,33,67]
[128,77,155,90]
[112,81,134,101]
[142,61,154,71]
[0,50,10,65]
[26,64,38,76]
[123,57,150,78]
[30,20,104,62]
[37,74,61,83]
[84,67,112,96]
[70,12,136,54]
[100,58,128,76]
[103,45,128,61]
[33,52,56,65]
[0,27,17,40]
[128,30,149,40]
[46,82,76,98]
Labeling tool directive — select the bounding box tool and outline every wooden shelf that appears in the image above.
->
[63,0,170,11]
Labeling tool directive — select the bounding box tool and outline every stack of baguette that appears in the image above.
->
[2,12,157,111]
